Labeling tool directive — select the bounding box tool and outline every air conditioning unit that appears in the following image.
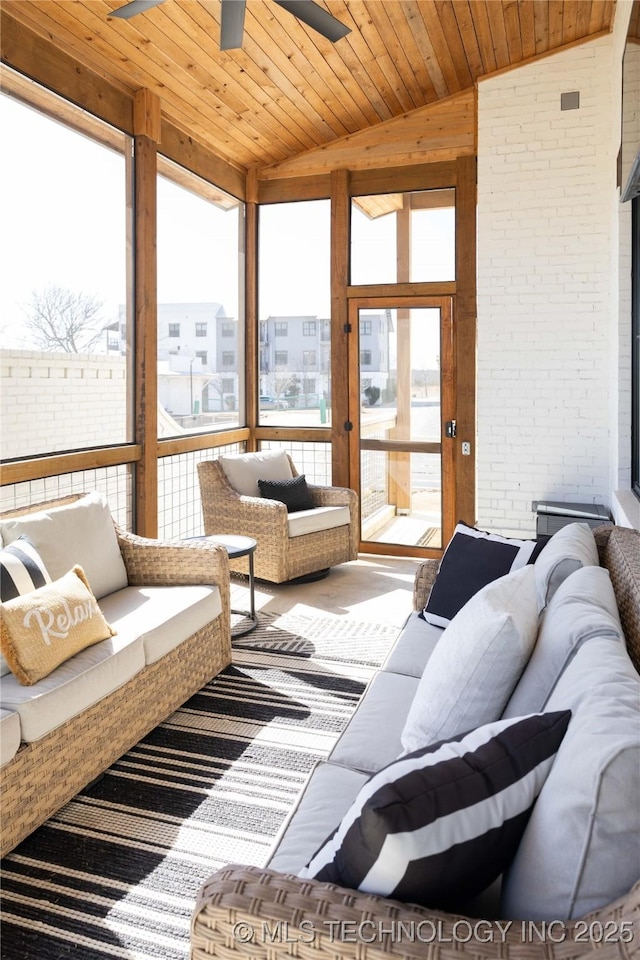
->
[532,501,613,537]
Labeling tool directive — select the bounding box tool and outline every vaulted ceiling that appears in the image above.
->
[2,1,616,173]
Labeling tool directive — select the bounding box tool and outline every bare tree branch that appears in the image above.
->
[24,285,106,353]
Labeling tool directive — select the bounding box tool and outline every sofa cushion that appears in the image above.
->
[328,671,419,774]
[0,536,52,677]
[258,475,314,512]
[533,521,599,612]
[287,505,350,538]
[1,565,116,685]
[268,761,369,875]
[501,636,640,920]
[300,711,571,911]
[503,566,623,718]
[381,611,443,679]
[0,492,129,601]
[422,522,539,627]
[0,708,21,767]
[218,450,292,498]
[99,584,222,665]
[402,565,538,753]
[0,627,144,742]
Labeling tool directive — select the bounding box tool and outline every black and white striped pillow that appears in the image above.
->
[300,710,571,909]
[0,535,51,601]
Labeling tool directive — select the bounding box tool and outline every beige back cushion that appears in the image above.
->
[0,492,129,601]
[218,450,293,497]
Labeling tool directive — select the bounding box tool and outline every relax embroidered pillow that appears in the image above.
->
[0,565,115,685]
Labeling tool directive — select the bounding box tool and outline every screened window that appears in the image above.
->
[351,189,455,285]
[0,84,133,459]
[259,199,330,423]
[157,156,244,430]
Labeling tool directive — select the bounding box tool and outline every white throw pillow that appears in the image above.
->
[0,492,128,601]
[401,564,539,753]
[503,565,623,718]
[218,450,293,498]
[533,522,599,612]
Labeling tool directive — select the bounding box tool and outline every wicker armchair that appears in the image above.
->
[197,455,358,583]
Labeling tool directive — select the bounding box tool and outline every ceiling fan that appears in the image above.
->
[109,0,351,50]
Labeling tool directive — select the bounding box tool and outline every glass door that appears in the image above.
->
[349,297,455,556]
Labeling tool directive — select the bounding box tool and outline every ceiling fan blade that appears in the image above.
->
[109,0,165,19]
[275,0,350,42]
[220,0,247,50]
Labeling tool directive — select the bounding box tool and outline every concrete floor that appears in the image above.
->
[230,553,421,630]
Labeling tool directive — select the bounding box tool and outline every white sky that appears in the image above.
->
[1,89,453,368]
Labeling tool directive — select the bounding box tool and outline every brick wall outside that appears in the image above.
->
[476,35,623,536]
[1,349,128,459]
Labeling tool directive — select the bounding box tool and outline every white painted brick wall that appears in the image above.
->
[0,349,127,458]
[477,36,622,536]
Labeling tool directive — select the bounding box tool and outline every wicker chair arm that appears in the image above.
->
[192,865,640,960]
[116,529,231,622]
[412,558,440,612]
[309,484,358,509]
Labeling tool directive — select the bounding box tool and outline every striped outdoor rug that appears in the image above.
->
[0,611,399,960]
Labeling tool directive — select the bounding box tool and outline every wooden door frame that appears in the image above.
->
[347,296,455,559]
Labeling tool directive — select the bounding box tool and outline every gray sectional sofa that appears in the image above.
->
[0,492,232,856]
[192,522,640,960]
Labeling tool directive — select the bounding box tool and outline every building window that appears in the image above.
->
[195,350,207,365]
[221,378,234,393]
[274,321,288,337]
[360,319,372,336]
[303,320,316,336]
[168,323,180,338]
[303,350,316,366]
[361,350,372,366]
[303,378,316,394]
[195,322,207,337]
[274,351,288,366]
[222,351,234,365]
[222,322,234,337]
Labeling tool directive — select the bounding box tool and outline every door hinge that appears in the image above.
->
[344,421,353,432]
[343,323,352,334]
[445,419,457,438]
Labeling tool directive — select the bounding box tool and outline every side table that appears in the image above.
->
[186,535,258,637]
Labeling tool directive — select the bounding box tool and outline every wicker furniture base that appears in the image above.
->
[0,494,232,857]
[198,457,359,584]
[0,617,230,858]
[192,866,640,960]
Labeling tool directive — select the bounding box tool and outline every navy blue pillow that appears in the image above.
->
[258,474,314,512]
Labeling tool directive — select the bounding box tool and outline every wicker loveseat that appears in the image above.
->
[0,492,232,856]
[198,451,358,583]
[191,523,640,960]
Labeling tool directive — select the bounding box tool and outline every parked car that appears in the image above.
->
[259,395,288,409]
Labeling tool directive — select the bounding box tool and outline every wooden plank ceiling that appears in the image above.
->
[2,1,615,174]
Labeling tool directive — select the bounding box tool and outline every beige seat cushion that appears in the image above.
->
[0,708,21,766]
[99,585,222,665]
[0,629,144,742]
[287,505,350,538]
